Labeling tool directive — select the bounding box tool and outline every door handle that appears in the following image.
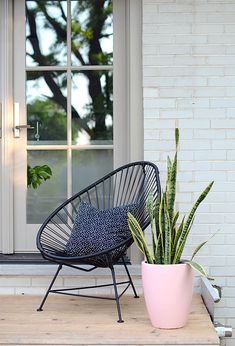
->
[15,125,34,130]
[14,102,34,138]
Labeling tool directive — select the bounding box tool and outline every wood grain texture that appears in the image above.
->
[0,294,220,345]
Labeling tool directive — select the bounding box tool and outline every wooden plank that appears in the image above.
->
[0,294,220,345]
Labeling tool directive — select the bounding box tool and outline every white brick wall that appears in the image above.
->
[143,0,235,344]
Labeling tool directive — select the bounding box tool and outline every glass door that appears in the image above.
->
[14,0,114,252]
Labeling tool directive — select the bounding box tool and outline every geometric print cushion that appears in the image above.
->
[65,201,138,257]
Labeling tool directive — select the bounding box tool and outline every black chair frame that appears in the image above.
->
[36,161,161,322]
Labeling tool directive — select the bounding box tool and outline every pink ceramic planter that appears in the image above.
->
[142,262,194,329]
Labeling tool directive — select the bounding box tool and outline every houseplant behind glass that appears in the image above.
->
[128,128,215,329]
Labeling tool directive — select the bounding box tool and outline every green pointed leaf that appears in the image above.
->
[166,152,178,225]
[172,211,179,230]
[164,195,171,264]
[146,192,156,255]
[187,260,214,280]
[172,216,185,263]
[175,128,180,151]
[128,213,154,264]
[191,229,221,261]
[175,182,214,261]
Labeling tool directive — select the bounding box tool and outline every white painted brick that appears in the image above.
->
[194,88,225,98]
[179,119,210,129]
[159,88,193,98]
[180,139,211,150]
[63,277,96,287]
[194,129,226,139]
[226,45,235,54]
[15,287,47,295]
[208,34,235,44]
[143,34,175,45]
[0,277,31,286]
[31,277,63,287]
[196,171,226,182]
[194,109,226,119]
[175,35,207,44]
[208,77,235,87]
[193,24,224,34]
[226,130,235,139]
[212,140,235,150]
[144,129,160,140]
[143,45,158,55]
[143,88,159,98]
[144,108,160,118]
[160,110,193,119]
[144,151,160,162]
[177,98,210,109]
[179,161,212,171]
[145,24,192,34]
[207,13,235,23]
[0,287,15,294]
[144,98,176,108]
[159,45,192,55]
[158,4,193,12]
[212,120,235,129]
[227,277,235,286]
[210,98,235,109]
[207,56,235,65]
[193,45,226,55]
[226,87,235,97]
[145,119,175,129]
[225,24,235,33]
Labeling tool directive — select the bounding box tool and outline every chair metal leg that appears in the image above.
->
[37,264,62,311]
[110,266,124,323]
[122,257,139,298]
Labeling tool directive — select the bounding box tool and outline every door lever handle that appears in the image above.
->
[15,124,34,130]
[14,102,34,138]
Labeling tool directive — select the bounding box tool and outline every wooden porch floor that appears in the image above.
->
[0,294,219,346]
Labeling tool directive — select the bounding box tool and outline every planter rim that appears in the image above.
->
[141,261,190,267]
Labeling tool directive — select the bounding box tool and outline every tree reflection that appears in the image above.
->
[26,0,113,143]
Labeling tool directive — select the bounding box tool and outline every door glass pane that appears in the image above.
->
[72,71,113,145]
[26,0,67,66]
[27,71,67,145]
[71,0,113,66]
[27,150,67,224]
[72,149,113,194]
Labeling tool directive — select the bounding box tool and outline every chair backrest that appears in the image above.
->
[37,161,161,258]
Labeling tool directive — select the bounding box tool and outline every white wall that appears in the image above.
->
[143,1,235,344]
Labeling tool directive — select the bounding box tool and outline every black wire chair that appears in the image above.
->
[36,161,161,322]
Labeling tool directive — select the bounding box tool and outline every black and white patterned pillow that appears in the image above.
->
[65,201,138,257]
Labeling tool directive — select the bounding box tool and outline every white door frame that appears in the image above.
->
[0,0,14,254]
[0,0,143,258]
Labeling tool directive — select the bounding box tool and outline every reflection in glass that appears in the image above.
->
[71,0,113,65]
[27,150,67,223]
[72,71,113,145]
[26,1,67,66]
[72,149,113,194]
[27,71,67,145]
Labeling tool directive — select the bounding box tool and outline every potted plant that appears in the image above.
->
[128,128,215,329]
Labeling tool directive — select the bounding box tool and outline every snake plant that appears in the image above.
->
[128,128,215,279]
